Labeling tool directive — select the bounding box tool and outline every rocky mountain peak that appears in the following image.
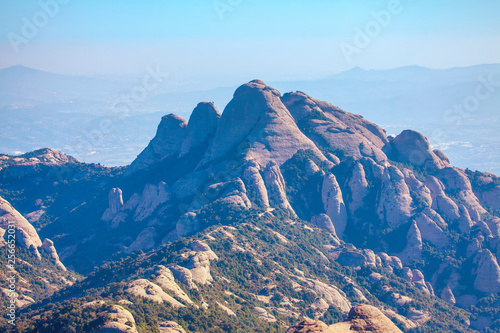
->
[203,80,326,166]
[127,114,187,173]
[384,129,446,171]
[180,102,221,156]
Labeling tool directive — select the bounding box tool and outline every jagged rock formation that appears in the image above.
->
[41,239,66,271]
[322,173,347,238]
[286,304,402,333]
[377,166,413,228]
[179,102,221,156]
[101,188,124,222]
[134,182,170,221]
[346,162,369,216]
[264,162,295,215]
[127,114,187,174]
[243,160,270,208]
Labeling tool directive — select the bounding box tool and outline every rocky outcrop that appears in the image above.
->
[163,212,200,244]
[158,321,187,333]
[125,227,156,253]
[322,173,348,238]
[127,114,187,174]
[0,196,42,257]
[41,238,66,271]
[125,279,184,307]
[218,178,252,209]
[402,169,432,207]
[134,182,170,221]
[385,130,445,171]
[264,162,295,215]
[486,217,500,237]
[286,305,402,333]
[458,204,475,233]
[179,102,221,156]
[243,161,270,208]
[305,158,322,176]
[282,91,388,162]
[311,214,336,235]
[347,162,369,216]
[169,241,218,288]
[399,221,423,263]
[441,285,456,305]
[436,167,487,219]
[149,265,193,305]
[102,188,124,222]
[377,166,413,228]
[99,304,138,333]
[425,176,460,221]
[414,211,448,247]
[202,80,326,167]
[473,249,500,294]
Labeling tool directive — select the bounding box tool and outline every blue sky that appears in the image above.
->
[0,0,499,86]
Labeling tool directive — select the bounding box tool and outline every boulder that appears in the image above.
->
[436,167,487,218]
[158,321,187,333]
[150,265,193,305]
[414,211,448,247]
[99,304,138,333]
[287,304,402,333]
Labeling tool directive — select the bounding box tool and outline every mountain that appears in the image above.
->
[1,80,500,332]
[2,64,500,174]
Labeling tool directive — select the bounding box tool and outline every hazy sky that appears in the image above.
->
[1,0,499,86]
